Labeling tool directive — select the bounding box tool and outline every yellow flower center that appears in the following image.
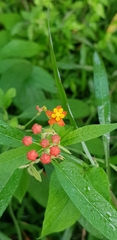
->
[51,107,65,121]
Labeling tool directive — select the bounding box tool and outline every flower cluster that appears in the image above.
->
[22,105,67,165]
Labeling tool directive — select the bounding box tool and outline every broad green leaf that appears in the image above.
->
[0,144,39,175]
[0,30,10,50]
[0,168,22,217]
[93,52,110,178]
[30,66,57,93]
[61,123,117,146]
[41,171,80,237]
[84,167,110,202]
[78,167,110,239]
[0,39,40,58]
[54,160,117,240]
[28,171,49,208]
[79,215,105,239]
[14,169,30,203]
[0,231,12,240]
[0,62,32,92]
[19,99,90,120]
[0,13,21,30]
[70,138,104,157]
[0,59,30,74]
[0,120,24,147]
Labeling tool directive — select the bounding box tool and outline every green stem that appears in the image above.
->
[47,13,96,166]
[103,134,110,182]
[24,114,38,129]
[9,200,22,240]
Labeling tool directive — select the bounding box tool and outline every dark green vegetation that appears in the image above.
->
[1,0,117,240]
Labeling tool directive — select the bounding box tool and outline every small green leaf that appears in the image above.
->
[28,165,42,182]
[0,40,40,58]
[41,171,80,237]
[61,123,117,146]
[3,88,16,109]
[54,160,117,239]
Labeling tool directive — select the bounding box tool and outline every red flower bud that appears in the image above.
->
[51,134,61,144]
[40,139,50,148]
[40,153,51,164]
[27,150,38,161]
[32,123,42,134]
[22,136,32,146]
[50,146,60,157]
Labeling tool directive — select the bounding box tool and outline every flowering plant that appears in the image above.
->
[0,30,117,240]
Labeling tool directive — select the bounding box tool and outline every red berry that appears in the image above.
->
[40,153,51,164]
[31,123,42,134]
[27,150,38,161]
[40,139,50,148]
[50,146,60,157]
[22,136,32,146]
[51,134,61,144]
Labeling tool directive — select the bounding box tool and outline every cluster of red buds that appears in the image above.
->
[22,123,61,164]
[20,105,67,181]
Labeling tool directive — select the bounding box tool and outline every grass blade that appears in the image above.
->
[47,13,95,166]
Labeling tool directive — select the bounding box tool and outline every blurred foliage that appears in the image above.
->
[1,0,117,239]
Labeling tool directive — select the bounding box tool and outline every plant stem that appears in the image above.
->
[103,134,111,182]
[9,200,22,240]
[47,14,96,166]
[24,114,38,129]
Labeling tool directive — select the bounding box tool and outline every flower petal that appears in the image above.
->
[57,119,65,126]
[48,118,56,125]
[46,110,53,118]
[63,111,67,117]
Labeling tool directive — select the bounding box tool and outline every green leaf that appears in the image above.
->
[0,231,12,240]
[93,52,110,124]
[41,171,80,237]
[14,169,30,203]
[79,215,105,239]
[3,88,16,109]
[61,123,117,146]
[78,167,110,239]
[0,62,32,92]
[93,51,111,178]
[0,144,39,175]
[0,59,30,74]
[28,165,42,182]
[54,160,117,239]
[0,88,4,107]
[0,168,22,217]
[28,171,49,208]
[0,120,24,147]
[30,66,57,93]
[84,167,110,202]
[0,30,10,50]
[0,39,40,58]
[19,98,90,120]
[0,13,21,30]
